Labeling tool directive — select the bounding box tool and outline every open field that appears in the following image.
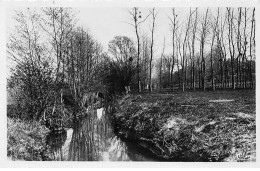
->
[113,89,256,162]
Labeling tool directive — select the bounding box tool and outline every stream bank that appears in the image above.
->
[112,90,256,162]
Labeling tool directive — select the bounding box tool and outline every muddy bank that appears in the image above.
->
[112,91,256,162]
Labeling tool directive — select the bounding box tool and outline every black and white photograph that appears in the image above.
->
[1,0,259,167]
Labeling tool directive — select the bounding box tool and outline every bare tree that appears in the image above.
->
[108,36,136,94]
[199,8,210,91]
[241,8,249,89]
[180,9,193,92]
[140,35,150,90]
[159,37,166,91]
[67,28,104,106]
[148,8,157,92]
[249,8,255,89]
[218,9,228,88]
[39,8,76,84]
[190,8,198,91]
[187,37,193,89]
[169,8,179,92]
[129,8,150,92]
[176,30,182,89]
[210,8,220,91]
[234,7,243,88]
[227,7,236,90]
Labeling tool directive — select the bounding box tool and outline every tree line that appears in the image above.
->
[131,7,255,92]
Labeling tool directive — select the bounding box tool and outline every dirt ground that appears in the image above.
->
[113,89,256,162]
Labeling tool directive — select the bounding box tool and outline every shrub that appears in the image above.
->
[7,118,53,161]
[7,61,56,121]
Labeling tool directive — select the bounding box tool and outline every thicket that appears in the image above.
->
[8,60,55,120]
[7,118,53,160]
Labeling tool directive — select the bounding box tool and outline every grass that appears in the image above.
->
[7,118,53,161]
[113,89,256,162]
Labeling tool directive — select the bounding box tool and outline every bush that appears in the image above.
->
[7,118,53,161]
[7,61,56,121]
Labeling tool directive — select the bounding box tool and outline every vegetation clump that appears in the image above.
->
[7,118,53,161]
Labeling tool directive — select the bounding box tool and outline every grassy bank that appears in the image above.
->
[7,118,53,161]
[113,90,256,162]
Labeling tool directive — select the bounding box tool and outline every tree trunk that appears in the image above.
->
[193,62,196,91]
[202,59,206,91]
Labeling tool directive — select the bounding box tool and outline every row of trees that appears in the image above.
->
[128,7,255,92]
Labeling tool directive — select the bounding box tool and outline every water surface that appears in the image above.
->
[46,107,157,161]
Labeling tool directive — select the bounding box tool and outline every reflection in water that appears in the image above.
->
[46,130,67,160]
[47,106,132,161]
[97,107,104,120]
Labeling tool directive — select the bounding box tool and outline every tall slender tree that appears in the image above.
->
[129,8,150,92]
[191,8,198,91]
[169,8,179,92]
[227,7,236,90]
[149,8,157,92]
[210,8,220,91]
[180,9,193,92]
[159,37,166,91]
[249,8,255,89]
[199,8,209,91]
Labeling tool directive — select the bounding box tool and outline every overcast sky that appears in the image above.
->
[75,7,200,56]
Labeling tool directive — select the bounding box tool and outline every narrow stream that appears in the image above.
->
[46,106,158,161]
